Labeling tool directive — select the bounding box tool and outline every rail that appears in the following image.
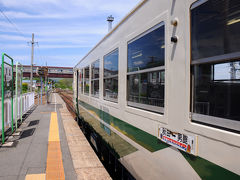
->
[56,89,76,118]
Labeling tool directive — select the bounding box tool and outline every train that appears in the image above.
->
[73,0,240,179]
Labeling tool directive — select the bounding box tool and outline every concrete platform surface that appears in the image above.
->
[0,92,110,180]
[56,93,111,180]
[0,93,77,180]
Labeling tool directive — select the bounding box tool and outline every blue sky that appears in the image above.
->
[0,0,140,67]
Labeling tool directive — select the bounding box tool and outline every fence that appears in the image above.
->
[0,92,34,132]
[1,53,35,144]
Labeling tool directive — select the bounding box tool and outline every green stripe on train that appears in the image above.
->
[78,101,239,178]
[180,150,239,179]
[79,108,137,158]
[78,100,169,152]
[79,101,240,180]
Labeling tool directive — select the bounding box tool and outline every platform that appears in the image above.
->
[0,93,111,180]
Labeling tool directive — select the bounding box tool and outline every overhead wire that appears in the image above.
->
[0,7,37,66]
[0,8,29,42]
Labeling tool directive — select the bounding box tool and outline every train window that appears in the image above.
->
[84,66,90,95]
[128,23,165,72]
[191,0,240,132]
[91,60,100,98]
[191,0,240,61]
[103,49,118,102]
[127,23,165,113]
[79,69,83,94]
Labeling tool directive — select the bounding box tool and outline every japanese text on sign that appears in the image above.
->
[159,127,197,155]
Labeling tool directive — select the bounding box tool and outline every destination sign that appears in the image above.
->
[158,127,197,155]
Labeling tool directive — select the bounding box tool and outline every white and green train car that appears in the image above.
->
[73,0,240,179]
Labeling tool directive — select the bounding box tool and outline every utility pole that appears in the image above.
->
[30,33,35,92]
[45,62,48,103]
[45,61,47,89]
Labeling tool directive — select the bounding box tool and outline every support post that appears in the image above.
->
[15,62,18,129]
[11,58,14,133]
[20,65,23,123]
[1,53,14,143]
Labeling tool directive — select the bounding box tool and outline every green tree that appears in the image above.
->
[55,78,72,90]
[22,83,28,93]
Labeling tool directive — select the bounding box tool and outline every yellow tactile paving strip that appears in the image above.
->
[25,174,46,180]
[48,112,60,142]
[46,112,65,180]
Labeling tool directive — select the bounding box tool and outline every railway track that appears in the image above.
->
[56,89,136,179]
[56,89,76,118]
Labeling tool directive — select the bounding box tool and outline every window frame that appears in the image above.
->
[190,0,240,132]
[84,66,90,96]
[103,48,119,103]
[79,69,83,94]
[126,22,165,114]
[81,69,84,94]
[91,59,100,98]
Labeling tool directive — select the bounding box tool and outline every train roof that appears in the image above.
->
[74,0,147,68]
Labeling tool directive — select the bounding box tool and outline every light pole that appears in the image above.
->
[29,33,38,92]
[30,33,34,92]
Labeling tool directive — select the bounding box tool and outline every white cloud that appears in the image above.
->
[1,10,97,19]
[12,54,83,66]
[0,0,141,67]
[0,20,106,48]
[0,34,27,41]
[0,17,107,37]
[0,0,59,10]
[0,43,28,49]
[36,44,91,49]
[1,11,64,19]
[0,21,13,28]
[0,42,92,50]
[1,0,140,19]
[30,26,107,37]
